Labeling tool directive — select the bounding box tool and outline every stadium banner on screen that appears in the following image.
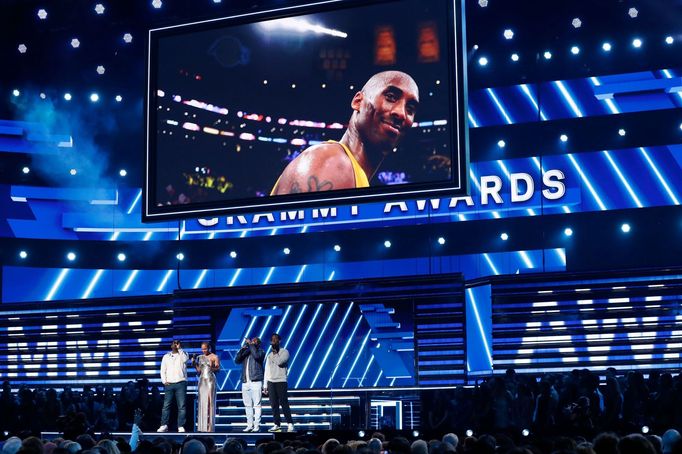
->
[145,0,468,221]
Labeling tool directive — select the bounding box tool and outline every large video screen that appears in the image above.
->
[145,0,467,220]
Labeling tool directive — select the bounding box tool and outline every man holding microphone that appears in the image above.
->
[158,339,189,433]
[263,333,294,432]
[235,337,265,432]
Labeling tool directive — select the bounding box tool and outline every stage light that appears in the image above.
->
[19,251,28,259]
[152,0,162,8]
[94,3,105,14]
[641,425,650,434]
[64,93,72,101]
[263,80,268,85]
[497,139,506,148]
[229,251,237,258]
[478,0,488,7]
[96,65,106,75]
[37,8,48,19]
[628,7,638,18]
[666,36,674,45]
[67,252,76,261]
[22,166,30,174]
[321,83,326,88]
[500,232,509,241]
[543,51,552,60]
[176,252,185,261]
[503,29,514,40]
[71,38,80,48]
[522,429,530,437]
[436,80,441,85]
[333,244,341,252]
[283,247,291,255]
[564,228,573,237]
[12,89,20,97]
[213,0,222,3]
[412,430,420,438]
[90,93,99,102]
[18,44,27,54]
[621,223,631,233]
[119,169,127,177]
[618,128,626,136]
[478,56,488,66]
[571,18,581,28]
[384,240,391,248]
[632,38,642,48]
[438,237,445,245]
[466,430,474,437]
[40,93,46,99]
[115,95,122,102]
[123,33,133,43]
[349,85,355,90]
[560,134,568,142]
[291,83,296,88]
[117,253,126,262]
[602,42,612,52]
[358,430,365,438]
[511,53,519,62]
[69,169,77,175]
[571,46,580,55]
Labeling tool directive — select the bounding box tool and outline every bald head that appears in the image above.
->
[361,71,419,102]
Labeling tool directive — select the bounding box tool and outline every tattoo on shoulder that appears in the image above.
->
[290,176,334,193]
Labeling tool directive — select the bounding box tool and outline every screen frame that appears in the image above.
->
[144,0,469,222]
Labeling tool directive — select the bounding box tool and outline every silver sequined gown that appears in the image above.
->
[196,355,217,432]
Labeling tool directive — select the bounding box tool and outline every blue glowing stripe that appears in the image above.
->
[590,77,620,114]
[328,270,335,281]
[358,355,374,387]
[81,269,105,299]
[294,303,338,388]
[326,315,363,387]
[283,304,308,350]
[567,154,607,210]
[45,269,70,301]
[193,269,208,289]
[482,253,500,275]
[486,88,513,124]
[373,370,383,387]
[518,251,534,269]
[343,330,371,388]
[519,84,548,121]
[554,80,584,117]
[638,147,680,205]
[555,249,566,265]
[287,304,322,373]
[295,265,307,283]
[257,306,277,341]
[602,150,643,208]
[109,231,120,241]
[156,270,174,292]
[466,288,493,367]
[243,306,263,340]
[263,267,275,285]
[310,303,354,388]
[127,189,142,215]
[228,269,242,287]
[143,232,154,241]
[467,111,479,128]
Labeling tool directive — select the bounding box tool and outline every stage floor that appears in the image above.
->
[40,432,275,447]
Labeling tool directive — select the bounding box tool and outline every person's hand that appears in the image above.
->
[134,408,144,426]
[262,387,268,396]
[163,382,169,386]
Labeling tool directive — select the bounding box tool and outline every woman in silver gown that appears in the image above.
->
[194,341,220,432]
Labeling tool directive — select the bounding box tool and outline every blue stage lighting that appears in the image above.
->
[642,425,650,434]
[119,169,127,177]
[466,430,474,437]
[229,251,237,258]
[621,223,631,233]
[94,4,105,14]
[503,29,514,40]
[96,65,105,75]
[522,429,530,437]
[18,44,27,54]
[384,240,391,248]
[619,129,626,136]
[69,169,77,176]
[67,252,76,261]
[22,166,30,174]
[115,95,123,102]
[571,18,581,28]
[90,93,99,102]
[64,93,72,101]
[117,253,126,262]
[12,89,20,97]
[37,9,48,19]
[333,244,341,252]
[560,134,568,142]
[437,237,446,245]
[283,247,291,255]
[571,46,580,55]
[152,0,162,8]
[500,233,509,241]
[412,430,420,438]
[19,251,28,259]
[666,36,674,45]
[176,252,185,261]
[497,139,506,148]
[511,53,519,62]
[632,38,642,48]
[564,228,573,237]
[358,430,365,438]
[543,51,552,60]
[478,0,488,7]
[123,33,133,43]
[71,38,80,48]
[478,57,488,66]
[602,42,612,52]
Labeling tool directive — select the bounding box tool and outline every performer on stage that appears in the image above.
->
[194,341,220,432]
[263,333,294,432]
[234,337,265,432]
[158,340,189,433]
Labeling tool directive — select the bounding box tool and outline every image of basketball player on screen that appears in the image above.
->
[271,70,419,195]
